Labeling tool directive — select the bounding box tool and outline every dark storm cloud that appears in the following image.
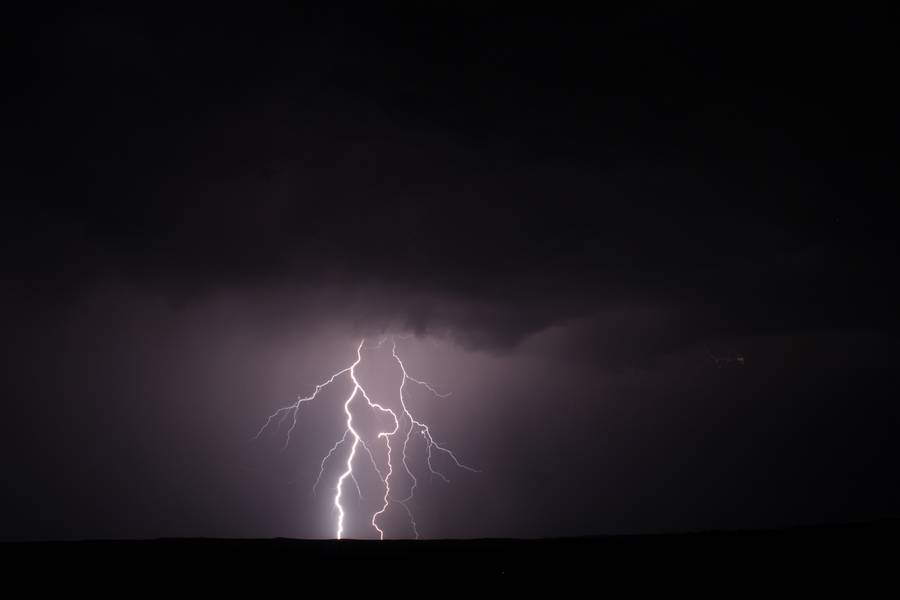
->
[4,1,897,385]
[14,4,897,351]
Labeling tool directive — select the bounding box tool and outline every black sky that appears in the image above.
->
[2,5,898,540]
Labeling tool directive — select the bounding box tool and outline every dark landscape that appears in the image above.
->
[4,520,897,588]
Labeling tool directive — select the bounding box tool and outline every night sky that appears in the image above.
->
[2,6,898,540]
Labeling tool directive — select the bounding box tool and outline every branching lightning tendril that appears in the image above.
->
[255,338,477,539]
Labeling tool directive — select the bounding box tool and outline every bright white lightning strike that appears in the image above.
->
[255,338,477,539]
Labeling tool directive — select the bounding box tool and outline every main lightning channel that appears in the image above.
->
[255,338,476,539]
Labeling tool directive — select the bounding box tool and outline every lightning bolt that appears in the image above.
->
[255,338,477,539]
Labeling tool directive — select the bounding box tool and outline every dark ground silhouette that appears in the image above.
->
[2,519,896,590]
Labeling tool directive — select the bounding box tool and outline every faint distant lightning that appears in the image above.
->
[255,338,477,539]
[706,346,746,368]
